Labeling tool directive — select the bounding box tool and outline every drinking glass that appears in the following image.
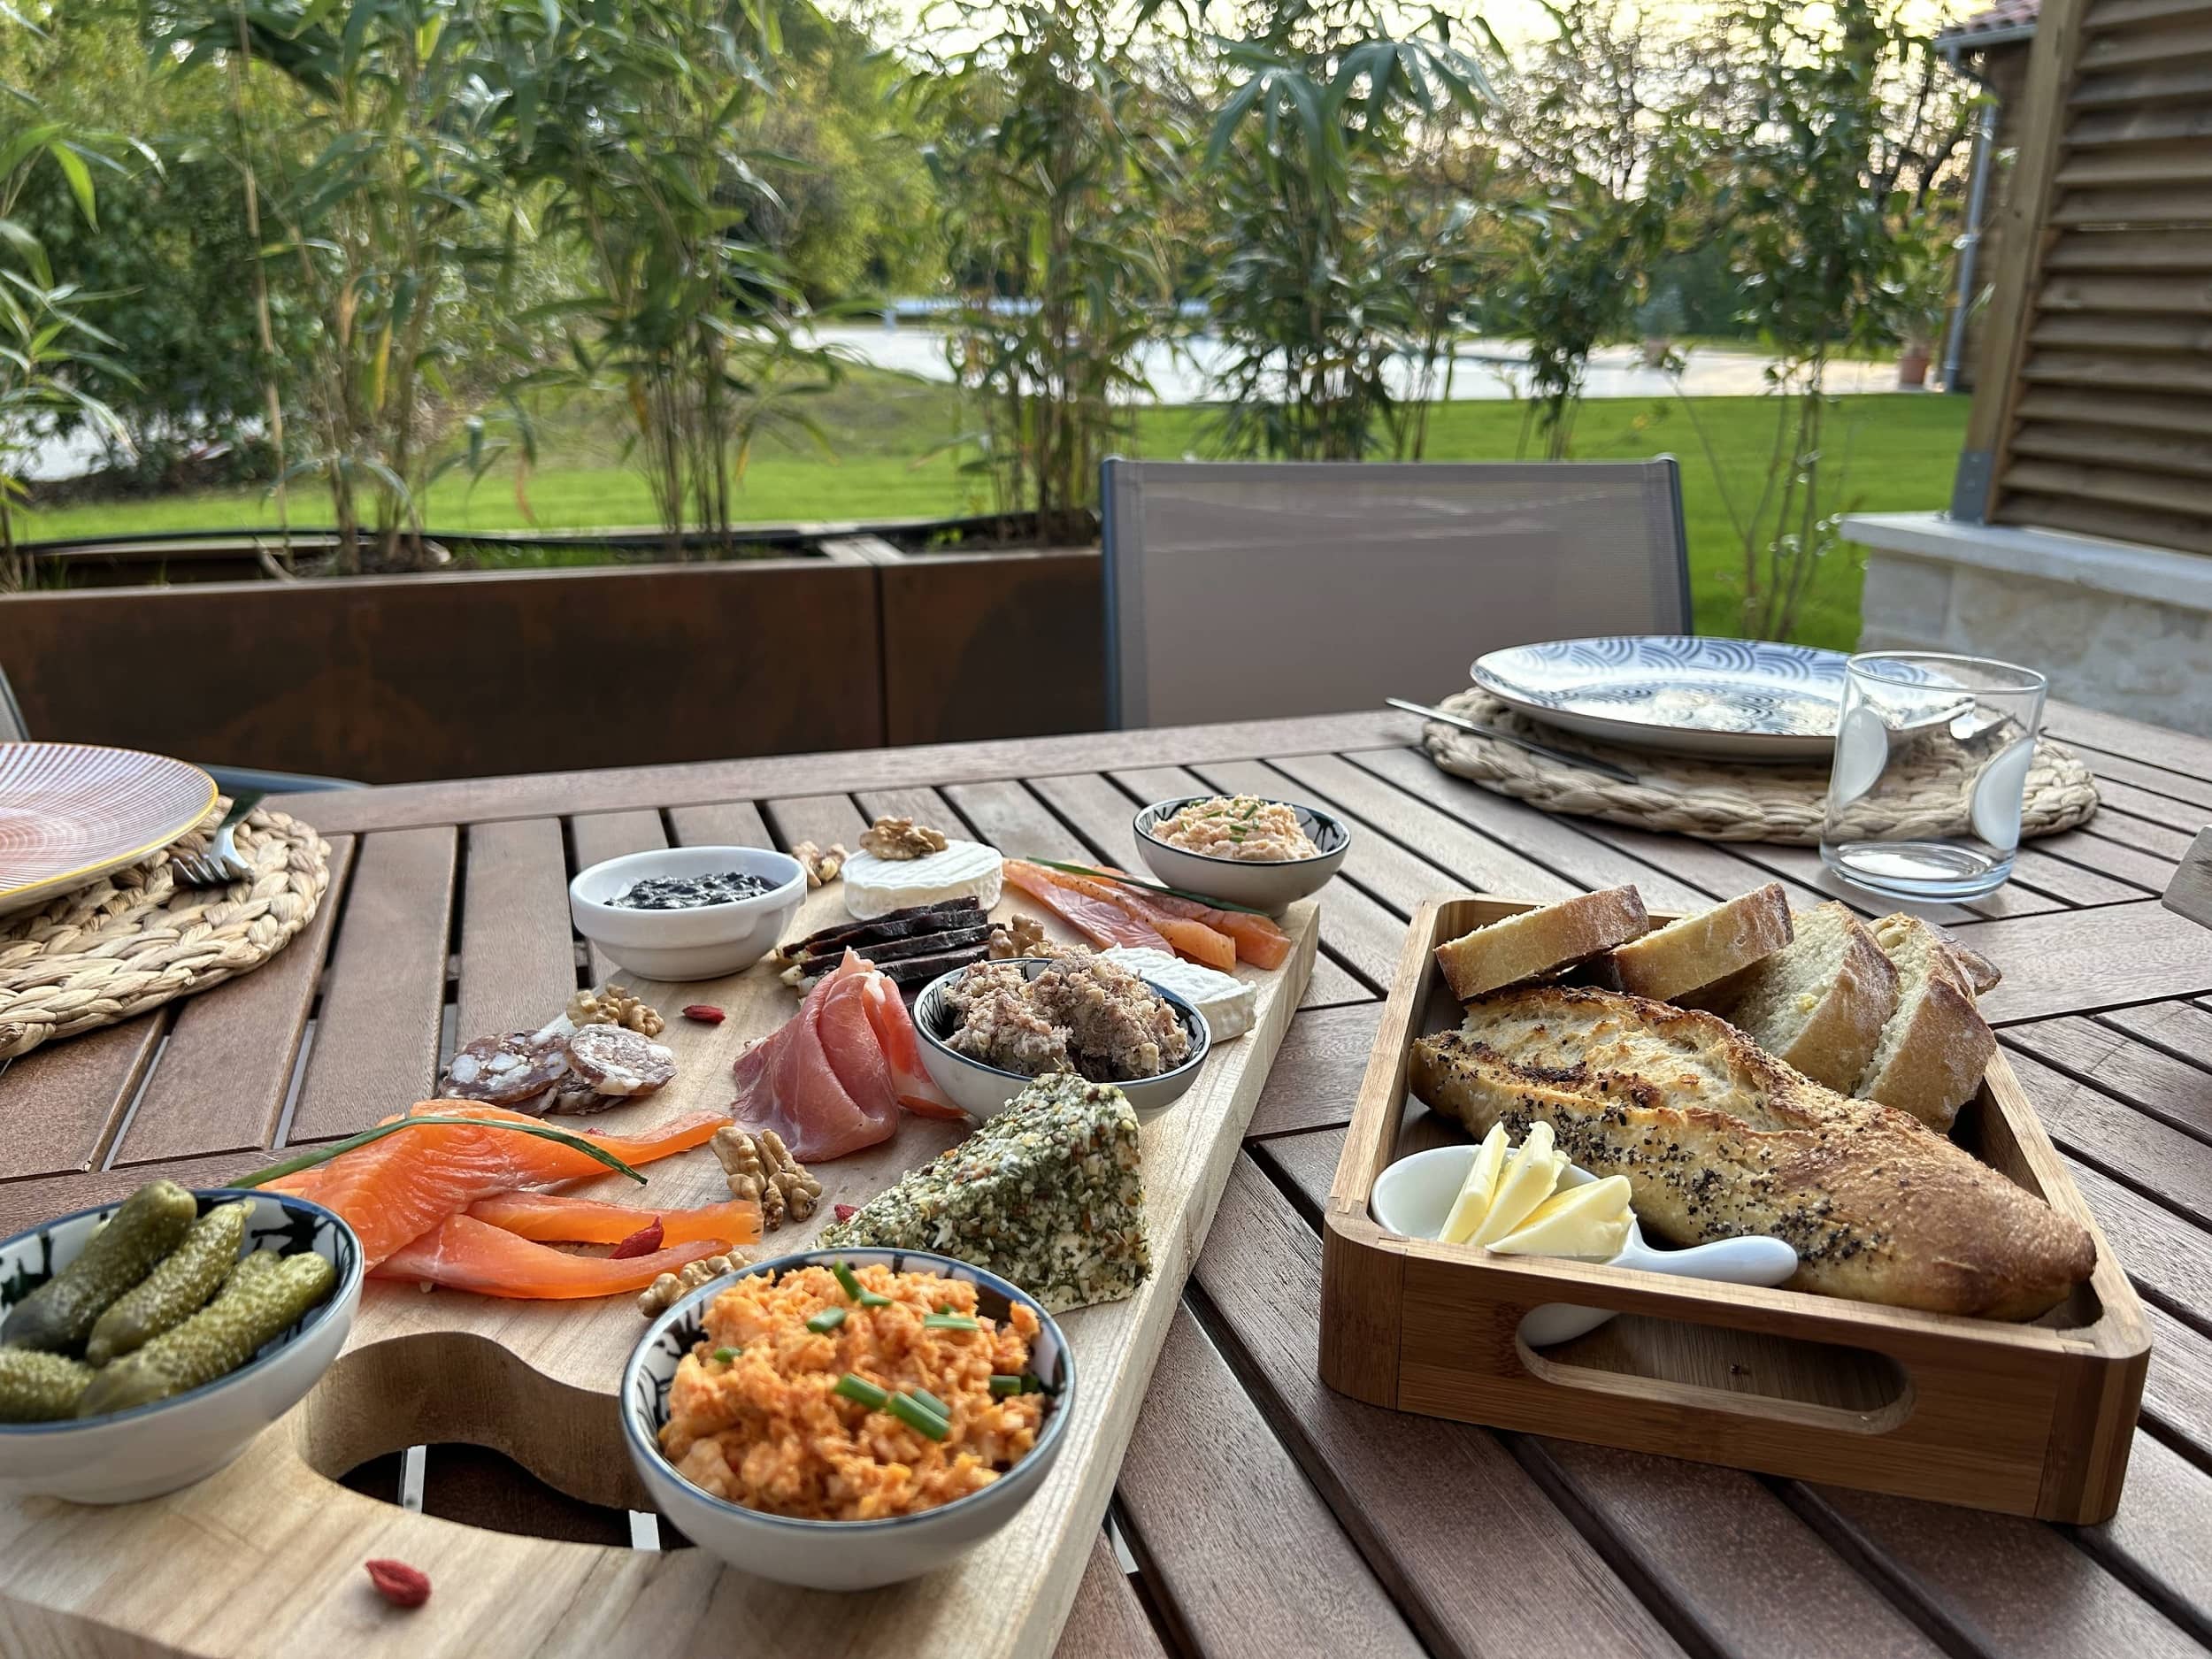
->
[1820,652,2047,902]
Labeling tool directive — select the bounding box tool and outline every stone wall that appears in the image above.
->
[1848,511,2212,737]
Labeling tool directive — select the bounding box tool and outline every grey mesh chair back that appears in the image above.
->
[1099,457,1692,728]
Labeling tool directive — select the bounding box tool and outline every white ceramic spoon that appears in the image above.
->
[1369,1143,1800,1347]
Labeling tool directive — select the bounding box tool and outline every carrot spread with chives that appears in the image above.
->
[657,1263,1044,1521]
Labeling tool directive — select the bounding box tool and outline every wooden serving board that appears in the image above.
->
[1321,895,2150,1525]
[0,880,1317,1656]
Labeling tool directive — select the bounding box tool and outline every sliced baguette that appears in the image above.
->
[1433,886,1650,1002]
[1688,902,1900,1093]
[1588,881,1792,1001]
[1410,985,2094,1320]
[1939,932,2003,997]
[1853,913,1997,1133]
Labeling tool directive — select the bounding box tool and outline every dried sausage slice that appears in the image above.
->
[565,1023,677,1098]
[442,1032,572,1104]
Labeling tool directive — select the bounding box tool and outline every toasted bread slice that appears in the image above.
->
[1433,886,1649,1002]
[1588,882,1792,1001]
[1689,902,1900,1093]
[1410,985,2093,1320]
[1853,913,1997,1133]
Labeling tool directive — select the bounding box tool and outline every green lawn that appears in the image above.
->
[21,376,1969,652]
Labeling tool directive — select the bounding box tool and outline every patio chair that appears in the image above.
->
[0,665,362,794]
[1099,457,1692,727]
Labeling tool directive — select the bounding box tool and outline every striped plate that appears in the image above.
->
[0,744,218,918]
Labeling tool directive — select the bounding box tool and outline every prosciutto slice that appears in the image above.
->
[733,954,897,1161]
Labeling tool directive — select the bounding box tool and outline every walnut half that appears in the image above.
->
[569,984,665,1037]
[711,1125,822,1229]
[858,815,947,861]
[791,840,849,887]
[989,914,1050,959]
[637,1251,749,1317]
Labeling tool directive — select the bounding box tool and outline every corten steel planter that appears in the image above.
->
[2,524,1110,780]
[1,558,883,784]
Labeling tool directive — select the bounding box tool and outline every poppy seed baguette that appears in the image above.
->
[1409,986,2094,1320]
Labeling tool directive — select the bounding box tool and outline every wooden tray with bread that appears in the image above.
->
[1321,886,2150,1523]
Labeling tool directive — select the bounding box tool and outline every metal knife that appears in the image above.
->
[1386,698,1640,785]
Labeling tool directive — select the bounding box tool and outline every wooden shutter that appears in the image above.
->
[1956,0,2212,554]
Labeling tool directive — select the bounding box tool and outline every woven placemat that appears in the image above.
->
[0,801,331,1061]
[1420,687,2101,846]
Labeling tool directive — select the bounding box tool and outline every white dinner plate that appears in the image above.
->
[1471,636,1855,761]
[0,743,217,918]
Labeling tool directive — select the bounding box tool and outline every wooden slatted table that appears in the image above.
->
[9,699,2212,1657]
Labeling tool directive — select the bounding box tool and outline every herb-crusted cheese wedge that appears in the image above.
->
[819,1075,1149,1312]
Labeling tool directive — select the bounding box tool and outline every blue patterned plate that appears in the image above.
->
[1472,636,1855,760]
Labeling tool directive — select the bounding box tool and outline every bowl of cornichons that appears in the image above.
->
[0,1181,362,1503]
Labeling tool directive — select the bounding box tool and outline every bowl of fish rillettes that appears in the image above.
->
[1133,795,1350,913]
[910,956,1212,1118]
[623,1248,1075,1590]
[0,1185,362,1503]
[569,845,805,981]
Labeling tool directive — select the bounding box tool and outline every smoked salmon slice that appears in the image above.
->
[1100,867,1293,970]
[1014,864,1236,971]
[372,1214,733,1299]
[271,1102,726,1269]
[466,1192,762,1248]
[1002,861,1172,952]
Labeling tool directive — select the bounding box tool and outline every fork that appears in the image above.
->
[171,791,265,888]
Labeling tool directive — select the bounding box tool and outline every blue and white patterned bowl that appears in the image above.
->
[1472,635,1856,759]
[1133,795,1351,912]
[623,1248,1074,1591]
[0,1187,362,1504]
[912,956,1211,1119]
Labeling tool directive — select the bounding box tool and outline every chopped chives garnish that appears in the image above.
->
[711,1347,740,1363]
[909,1387,949,1418]
[888,1392,950,1440]
[832,1261,890,1306]
[988,1373,1029,1396]
[834,1372,890,1410]
[923,1312,979,1331]
[806,1308,848,1334]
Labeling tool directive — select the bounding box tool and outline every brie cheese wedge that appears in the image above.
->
[1100,947,1257,1041]
[842,840,1005,920]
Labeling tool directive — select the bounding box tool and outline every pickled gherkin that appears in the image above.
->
[0,1181,197,1355]
[86,1201,252,1367]
[0,1348,95,1421]
[76,1250,335,1418]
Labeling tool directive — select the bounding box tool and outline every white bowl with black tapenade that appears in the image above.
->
[1133,795,1350,914]
[571,847,805,981]
[912,955,1211,1119]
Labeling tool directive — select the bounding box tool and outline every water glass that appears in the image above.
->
[1820,652,2047,902]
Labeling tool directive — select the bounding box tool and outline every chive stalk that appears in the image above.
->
[711,1347,740,1364]
[923,1312,979,1332]
[1023,857,1273,917]
[835,1372,890,1411]
[887,1393,950,1440]
[988,1373,1033,1396]
[806,1307,848,1334]
[832,1261,890,1307]
[228,1114,648,1189]
[909,1387,949,1419]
